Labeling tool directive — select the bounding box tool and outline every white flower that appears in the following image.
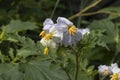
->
[43,18,54,33]
[43,25,63,43]
[39,17,91,54]
[110,63,120,80]
[56,17,82,46]
[98,65,112,76]
[40,18,63,43]
[111,63,120,74]
[79,28,90,36]
[49,25,63,41]
[111,63,119,69]
[112,67,120,74]
[39,18,54,37]
[57,17,73,29]
[40,38,57,55]
[40,38,56,48]
[110,74,120,80]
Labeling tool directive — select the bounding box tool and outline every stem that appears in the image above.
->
[61,65,72,80]
[68,0,101,20]
[75,53,79,80]
[76,11,120,17]
[50,0,60,18]
[70,47,79,80]
[77,0,84,27]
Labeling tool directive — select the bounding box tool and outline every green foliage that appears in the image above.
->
[2,20,38,33]
[116,40,120,52]
[0,64,23,80]
[100,7,120,20]
[0,0,120,80]
[0,61,67,80]
[20,60,67,80]
[90,19,119,43]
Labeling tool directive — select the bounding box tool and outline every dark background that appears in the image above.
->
[0,0,120,40]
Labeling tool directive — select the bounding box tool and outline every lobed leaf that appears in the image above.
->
[2,20,38,33]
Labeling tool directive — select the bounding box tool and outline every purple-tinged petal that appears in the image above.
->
[43,18,54,32]
[79,28,90,36]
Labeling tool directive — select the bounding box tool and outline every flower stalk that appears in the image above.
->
[68,0,102,20]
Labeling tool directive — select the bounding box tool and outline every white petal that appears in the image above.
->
[111,63,118,68]
[98,65,109,72]
[48,40,56,48]
[61,32,70,46]
[112,67,120,73]
[74,30,82,41]
[40,38,47,46]
[53,31,63,39]
[57,17,73,26]
[43,18,54,32]
[43,18,54,26]
[49,26,63,41]
[40,38,56,48]
[49,26,56,33]
[79,28,90,36]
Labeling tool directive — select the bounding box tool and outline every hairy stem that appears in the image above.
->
[75,53,79,80]
[76,11,120,17]
[68,0,102,20]
[61,65,72,80]
[50,0,60,18]
[70,47,80,80]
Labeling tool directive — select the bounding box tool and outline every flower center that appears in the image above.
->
[39,30,46,37]
[44,47,49,55]
[68,26,77,36]
[44,32,53,40]
[103,70,109,75]
[110,73,119,80]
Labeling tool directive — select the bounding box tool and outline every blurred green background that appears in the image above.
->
[0,0,120,63]
[0,0,120,65]
[0,0,120,80]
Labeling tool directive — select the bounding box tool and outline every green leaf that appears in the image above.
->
[90,19,119,43]
[0,51,5,63]
[2,20,38,33]
[6,34,43,58]
[20,60,67,80]
[17,40,43,58]
[80,59,88,70]
[86,47,104,60]
[0,64,23,80]
[101,7,120,13]
[17,49,38,58]
[0,77,3,80]
[8,48,14,59]
[87,66,94,72]
[100,7,120,20]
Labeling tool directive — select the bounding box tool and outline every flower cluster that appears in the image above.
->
[98,63,120,80]
[39,17,90,55]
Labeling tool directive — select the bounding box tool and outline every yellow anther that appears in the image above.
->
[68,26,77,36]
[110,73,119,80]
[39,30,46,37]
[44,47,49,55]
[103,70,109,75]
[44,33,53,40]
